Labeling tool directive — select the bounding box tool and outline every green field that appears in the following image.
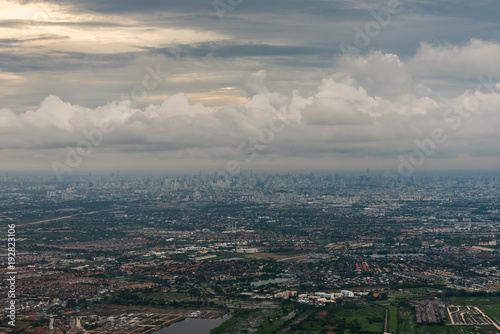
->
[211,309,253,334]
[211,304,384,334]
[285,303,384,334]
[254,311,295,334]
[398,307,416,334]
[334,304,385,333]
[379,303,398,333]
[211,308,283,334]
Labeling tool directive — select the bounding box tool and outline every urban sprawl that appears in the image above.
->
[1,171,500,333]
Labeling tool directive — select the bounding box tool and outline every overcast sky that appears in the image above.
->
[1,0,500,175]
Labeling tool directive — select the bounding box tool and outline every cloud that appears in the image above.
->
[408,39,500,78]
[4,0,500,114]
[2,50,500,170]
[339,51,415,97]
[145,42,335,60]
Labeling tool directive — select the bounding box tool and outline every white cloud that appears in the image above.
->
[1,54,499,158]
[408,39,500,78]
[2,44,500,172]
[339,51,414,97]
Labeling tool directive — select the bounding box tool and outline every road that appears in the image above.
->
[17,209,113,227]
[277,254,310,262]
[384,308,389,333]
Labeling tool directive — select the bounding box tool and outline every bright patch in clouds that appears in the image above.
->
[1,1,228,54]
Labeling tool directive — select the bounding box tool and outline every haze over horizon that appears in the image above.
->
[1,0,500,174]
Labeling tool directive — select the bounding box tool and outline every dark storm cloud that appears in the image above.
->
[0,49,136,72]
[57,0,500,30]
[0,35,68,45]
[63,0,370,18]
[0,18,133,28]
[143,42,335,59]
[408,0,500,22]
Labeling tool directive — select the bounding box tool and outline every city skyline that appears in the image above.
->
[3,2,500,331]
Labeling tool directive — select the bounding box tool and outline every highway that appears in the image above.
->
[17,209,116,227]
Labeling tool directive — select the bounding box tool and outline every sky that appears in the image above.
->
[1,0,500,175]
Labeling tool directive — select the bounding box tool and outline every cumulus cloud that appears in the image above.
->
[408,39,500,78]
[339,51,415,98]
[2,49,500,171]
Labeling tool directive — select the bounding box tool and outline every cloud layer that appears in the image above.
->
[2,0,500,172]
[3,0,500,111]
[2,46,500,172]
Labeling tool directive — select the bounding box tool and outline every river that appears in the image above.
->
[153,314,232,334]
